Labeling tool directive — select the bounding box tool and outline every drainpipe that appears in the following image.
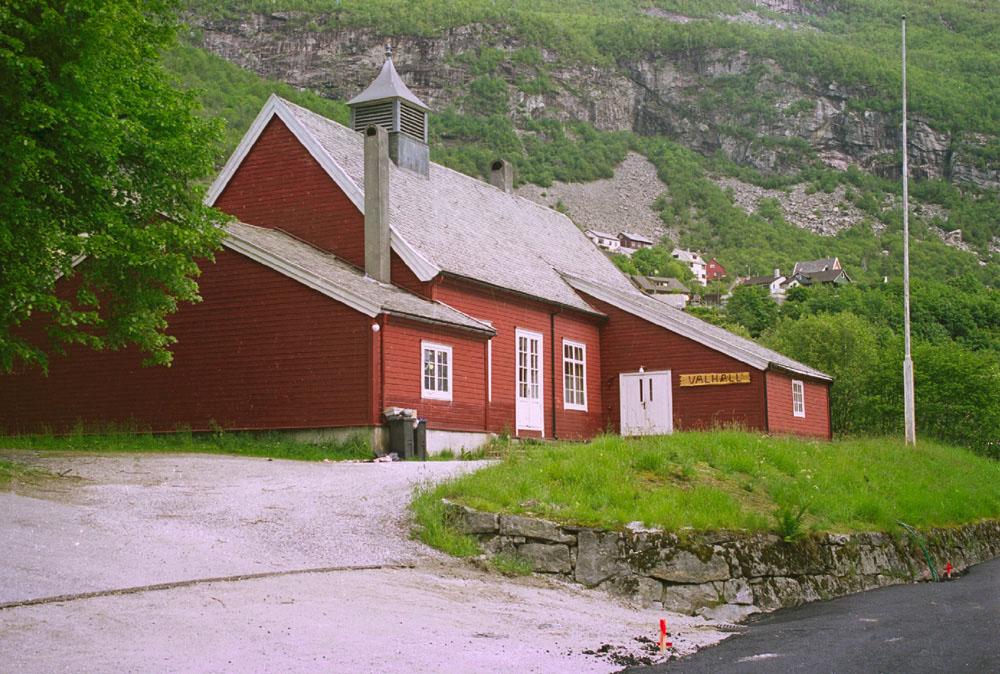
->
[762,369,770,433]
[550,311,558,440]
[379,315,387,447]
[827,381,833,440]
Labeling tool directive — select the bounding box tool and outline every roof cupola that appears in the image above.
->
[348,46,430,176]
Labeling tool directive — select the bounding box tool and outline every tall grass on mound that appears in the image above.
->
[0,428,372,462]
[427,431,1000,534]
[411,489,481,558]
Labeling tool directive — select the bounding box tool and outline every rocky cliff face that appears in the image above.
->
[192,12,998,191]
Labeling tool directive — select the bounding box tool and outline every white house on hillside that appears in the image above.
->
[672,248,707,286]
[740,269,788,302]
[585,229,621,252]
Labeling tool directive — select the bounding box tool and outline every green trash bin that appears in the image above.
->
[387,417,414,458]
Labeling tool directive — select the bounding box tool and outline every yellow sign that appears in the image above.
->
[679,372,751,387]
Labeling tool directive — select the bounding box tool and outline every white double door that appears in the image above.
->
[515,329,544,434]
[620,371,673,436]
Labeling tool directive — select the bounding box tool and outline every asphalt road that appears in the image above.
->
[627,556,1000,674]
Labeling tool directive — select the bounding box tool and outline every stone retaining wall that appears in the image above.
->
[443,501,1000,621]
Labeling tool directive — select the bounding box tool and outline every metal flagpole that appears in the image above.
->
[901,15,916,445]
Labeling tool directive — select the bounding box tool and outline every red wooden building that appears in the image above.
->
[706,258,727,282]
[0,57,831,450]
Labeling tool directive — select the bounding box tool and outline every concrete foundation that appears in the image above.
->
[286,426,491,456]
[425,429,493,455]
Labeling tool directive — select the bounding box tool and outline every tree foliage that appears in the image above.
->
[0,0,223,372]
[630,247,693,282]
[763,313,883,435]
[725,285,778,338]
[758,284,1000,457]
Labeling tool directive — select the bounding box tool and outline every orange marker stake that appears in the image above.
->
[945,562,953,579]
[659,619,672,652]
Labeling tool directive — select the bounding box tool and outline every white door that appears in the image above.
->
[515,329,544,434]
[620,371,673,436]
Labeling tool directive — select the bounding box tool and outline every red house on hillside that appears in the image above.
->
[706,258,727,282]
[0,57,832,449]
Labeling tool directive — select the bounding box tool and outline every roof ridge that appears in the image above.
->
[563,273,831,381]
[278,95,586,236]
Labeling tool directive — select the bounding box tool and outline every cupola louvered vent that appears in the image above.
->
[352,103,395,133]
[347,54,431,176]
[400,103,427,142]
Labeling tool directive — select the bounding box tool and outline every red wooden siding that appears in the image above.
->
[433,278,605,439]
[389,251,431,297]
[0,250,373,434]
[553,314,604,439]
[214,117,367,268]
[765,371,830,438]
[581,293,768,433]
[380,317,489,432]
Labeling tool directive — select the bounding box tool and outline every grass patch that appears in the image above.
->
[0,458,49,487]
[410,489,481,558]
[489,553,533,577]
[0,430,373,462]
[422,431,1000,535]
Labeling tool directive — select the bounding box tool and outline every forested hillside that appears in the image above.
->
[164,1,998,453]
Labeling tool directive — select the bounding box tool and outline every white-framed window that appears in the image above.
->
[792,379,805,418]
[421,341,452,401]
[562,339,587,411]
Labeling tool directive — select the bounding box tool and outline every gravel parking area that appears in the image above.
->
[0,451,727,672]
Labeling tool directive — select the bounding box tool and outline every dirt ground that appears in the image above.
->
[0,451,728,673]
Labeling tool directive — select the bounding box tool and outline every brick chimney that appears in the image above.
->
[364,125,391,283]
[489,159,513,193]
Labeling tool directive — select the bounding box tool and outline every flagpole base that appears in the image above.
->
[903,357,916,445]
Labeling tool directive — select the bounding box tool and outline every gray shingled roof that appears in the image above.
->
[741,275,781,286]
[281,98,636,313]
[565,275,832,381]
[586,229,618,240]
[798,269,851,284]
[621,232,655,244]
[224,221,494,334]
[793,257,838,275]
[633,275,689,293]
[346,58,429,111]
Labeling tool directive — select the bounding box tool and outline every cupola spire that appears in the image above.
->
[348,48,430,176]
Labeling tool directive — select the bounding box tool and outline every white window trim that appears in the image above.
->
[421,341,453,402]
[562,339,588,412]
[487,338,493,403]
[792,379,806,418]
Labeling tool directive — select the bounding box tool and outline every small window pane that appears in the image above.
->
[422,344,452,399]
[562,341,587,409]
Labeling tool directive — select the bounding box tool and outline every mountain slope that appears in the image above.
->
[171,1,999,286]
